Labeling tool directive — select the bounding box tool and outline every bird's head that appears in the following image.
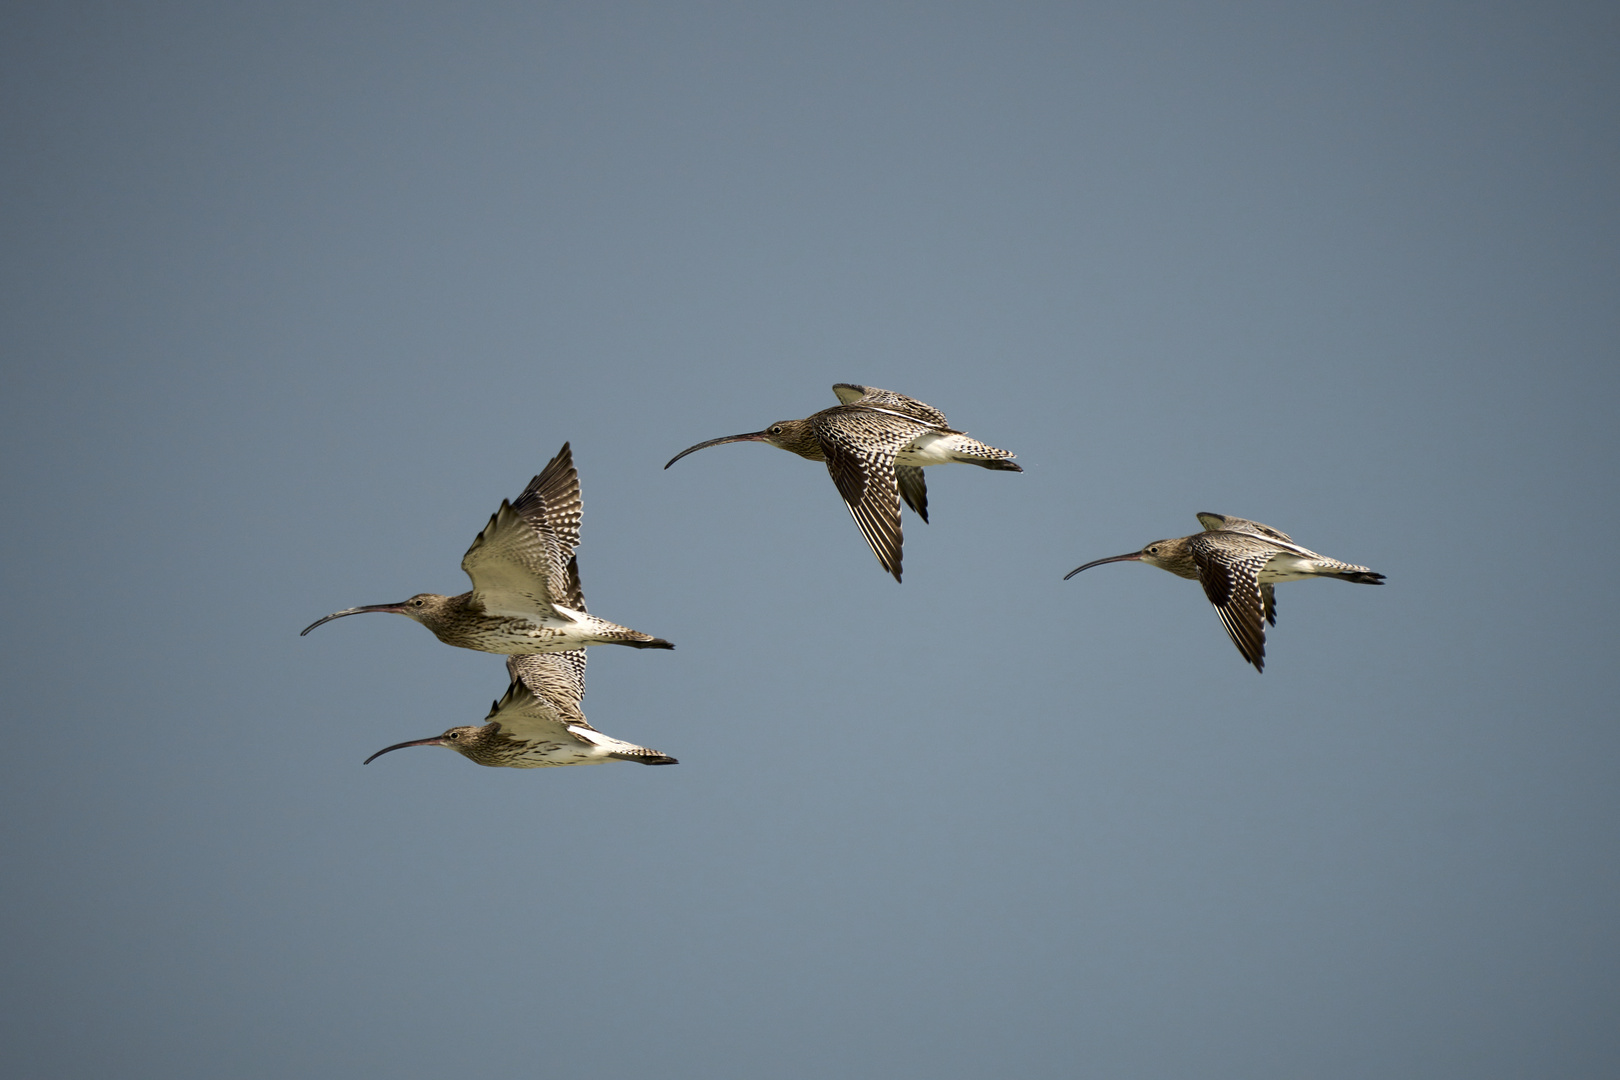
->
[364,722,505,766]
[664,417,821,467]
[299,592,457,636]
[1064,537,1197,580]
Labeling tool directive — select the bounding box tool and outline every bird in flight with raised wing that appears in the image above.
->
[302,442,673,652]
[664,383,1021,582]
[1064,512,1384,672]
[363,650,677,768]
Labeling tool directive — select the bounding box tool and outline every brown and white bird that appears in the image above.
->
[664,383,1021,582]
[363,651,677,768]
[1064,512,1385,672]
[302,443,673,652]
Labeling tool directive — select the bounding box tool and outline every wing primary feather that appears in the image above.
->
[896,465,929,523]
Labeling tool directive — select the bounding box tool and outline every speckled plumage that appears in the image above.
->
[1065,513,1385,672]
[664,383,1021,581]
[302,443,673,653]
[363,651,677,768]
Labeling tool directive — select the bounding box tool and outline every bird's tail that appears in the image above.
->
[569,725,679,764]
[613,635,676,650]
[609,749,679,765]
[949,435,1022,472]
[581,614,676,649]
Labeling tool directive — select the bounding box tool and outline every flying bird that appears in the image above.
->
[664,383,1021,581]
[1064,512,1385,672]
[302,442,673,652]
[364,651,677,768]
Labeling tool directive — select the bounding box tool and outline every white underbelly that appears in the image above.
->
[1258,554,1325,582]
[896,432,961,466]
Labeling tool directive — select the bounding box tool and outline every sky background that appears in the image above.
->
[2,2,1617,1077]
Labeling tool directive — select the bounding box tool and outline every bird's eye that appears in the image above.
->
[769,425,783,435]
[1147,546,1158,554]
[413,599,424,607]
[447,732,460,740]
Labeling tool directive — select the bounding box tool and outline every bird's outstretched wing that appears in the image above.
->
[483,676,579,745]
[507,650,587,719]
[460,444,579,617]
[515,442,583,556]
[1196,512,1294,544]
[832,384,950,428]
[1190,532,1279,672]
[817,410,922,582]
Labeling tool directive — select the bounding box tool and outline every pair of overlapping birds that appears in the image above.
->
[303,383,1383,770]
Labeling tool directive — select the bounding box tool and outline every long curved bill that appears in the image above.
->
[300,602,409,636]
[1063,552,1143,580]
[363,736,449,764]
[664,431,770,469]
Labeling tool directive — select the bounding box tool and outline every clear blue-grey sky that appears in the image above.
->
[3,3,1616,1078]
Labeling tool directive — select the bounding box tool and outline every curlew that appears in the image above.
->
[665,383,1020,582]
[1065,512,1384,672]
[303,443,672,653]
[364,651,676,768]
